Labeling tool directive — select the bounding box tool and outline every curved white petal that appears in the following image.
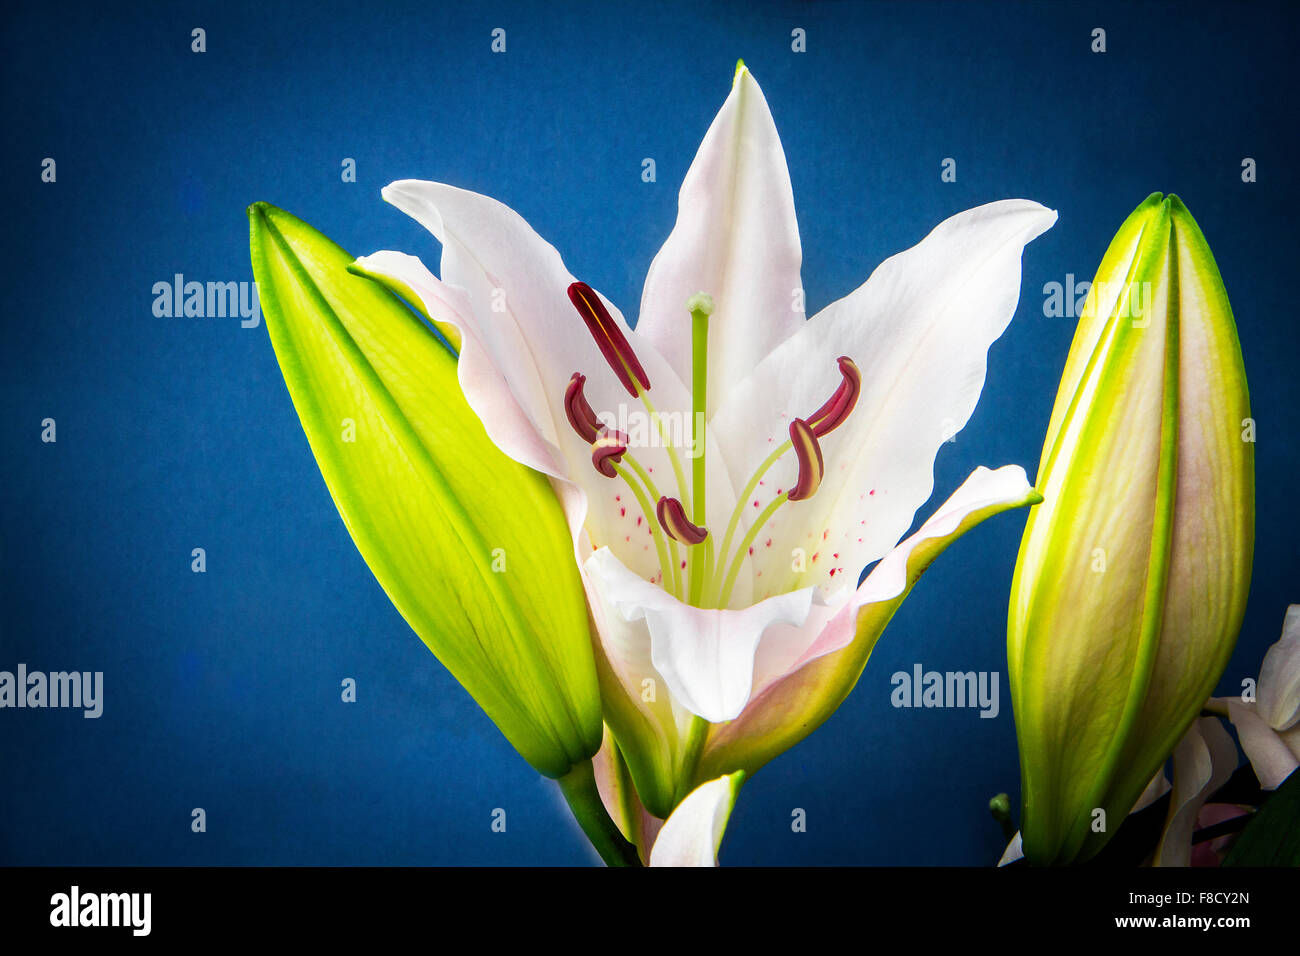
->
[711,200,1056,604]
[750,464,1037,695]
[637,65,803,413]
[696,465,1040,780]
[1133,770,1172,813]
[586,547,815,722]
[648,772,745,867]
[1154,717,1238,867]
[1258,604,1300,731]
[1226,699,1300,791]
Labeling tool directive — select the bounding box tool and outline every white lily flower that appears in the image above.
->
[1216,605,1300,790]
[355,64,1053,817]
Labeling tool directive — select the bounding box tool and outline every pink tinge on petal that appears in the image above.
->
[704,466,1038,772]
[585,547,816,722]
[1189,803,1251,867]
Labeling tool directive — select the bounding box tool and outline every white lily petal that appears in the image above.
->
[648,772,745,867]
[1226,699,1300,791]
[1154,717,1238,867]
[1258,604,1300,731]
[697,465,1040,780]
[997,831,1024,867]
[754,464,1037,688]
[586,547,815,722]
[712,200,1056,604]
[636,65,803,412]
[1133,769,1172,813]
[590,726,663,857]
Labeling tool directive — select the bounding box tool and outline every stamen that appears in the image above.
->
[591,429,629,478]
[807,356,861,437]
[568,281,651,397]
[788,419,824,501]
[564,373,601,443]
[656,496,708,545]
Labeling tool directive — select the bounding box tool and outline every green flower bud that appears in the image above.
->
[248,202,603,778]
[1008,194,1254,865]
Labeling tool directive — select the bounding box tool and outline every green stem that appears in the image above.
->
[557,759,643,867]
[673,716,712,807]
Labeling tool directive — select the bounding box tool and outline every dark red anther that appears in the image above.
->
[806,356,861,438]
[568,281,651,397]
[564,373,602,444]
[591,429,629,478]
[655,496,708,545]
[788,419,824,501]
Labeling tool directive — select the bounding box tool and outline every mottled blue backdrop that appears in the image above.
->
[2,0,1296,865]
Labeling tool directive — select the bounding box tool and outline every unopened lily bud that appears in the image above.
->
[1008,194,1254,865]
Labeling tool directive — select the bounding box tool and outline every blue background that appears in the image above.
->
[2,0,1296,865]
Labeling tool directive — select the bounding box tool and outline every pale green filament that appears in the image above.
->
[620,451,683,599]
[639,390,693,517]
[717,491,792,610]
[611,459,680,599]
[706,438,793,608]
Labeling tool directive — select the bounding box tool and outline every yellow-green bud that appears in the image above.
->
[1008,193,1254,865]
[249,202,604,779]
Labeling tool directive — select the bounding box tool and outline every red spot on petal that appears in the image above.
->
[869,489,876,496]
[636,516,643,526]
[615,495,621,501]
[625,535,631,542]
[681,560,687,569]
[753,500,760,508]
[812,552,820,562]
[829,569,837,577]
[765,538,772,547]
[833,553,839,559]
[748,546,754,555]
[620,507,626,517]
[823,530,829,540]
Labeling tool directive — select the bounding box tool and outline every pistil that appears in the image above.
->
[686,293,714,607]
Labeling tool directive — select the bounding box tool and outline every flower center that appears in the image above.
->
[563,281,860,608]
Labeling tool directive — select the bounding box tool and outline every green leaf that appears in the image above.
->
[248,202,602,777]
[1223,770,1300,866]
